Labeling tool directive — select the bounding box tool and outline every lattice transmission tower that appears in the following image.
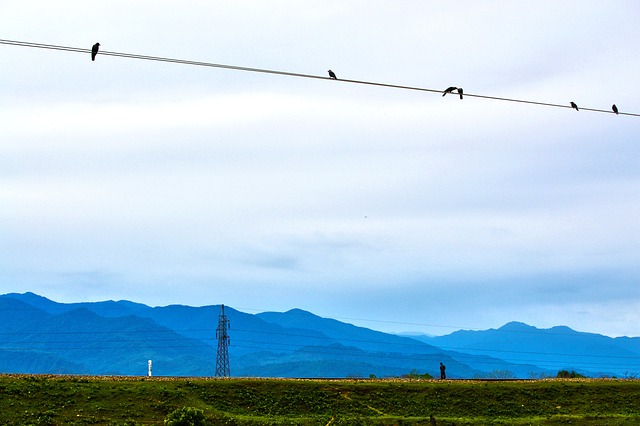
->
[215,304,231,377]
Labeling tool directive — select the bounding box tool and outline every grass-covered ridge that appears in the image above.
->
[0,375,638,425]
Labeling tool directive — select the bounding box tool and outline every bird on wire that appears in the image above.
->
[612,104,619,114]
[91,42,100,61]
[328,69,337,79]
[442,86,458,96]
[570,101,579,111]
[458,87,464,99]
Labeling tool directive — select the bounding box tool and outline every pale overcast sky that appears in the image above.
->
[1,1,639,337]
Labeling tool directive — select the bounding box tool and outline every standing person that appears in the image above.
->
[439,362,446,380]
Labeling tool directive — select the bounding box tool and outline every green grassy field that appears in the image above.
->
[0,375,638,425]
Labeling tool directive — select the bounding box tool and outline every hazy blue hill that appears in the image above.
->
[72,299,152,319]
[7,295,412,358]
[1,293,354,373]
[243,311,535,378]
[0,296,52,331]
[126,304,336,359]
[420,321,539,348]
[5,291,153,318]
[233,343,480,378]
[122,304,219,345]
[2,293,472,377]
[612,336,640,356]
[4,293,335,358]
[0,296,216,376]
[2,292,63,314]
[4,293,219,346]
[499,321,539,333]
[0,349,88,374]
[33,308,216,376]
[3,292,635,378]
[257,309,440,355]
[423,322,640,377]
[0,298,88,374]
[11,295,331,358]
[238,359,390,378]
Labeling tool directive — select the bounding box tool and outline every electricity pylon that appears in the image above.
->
[215,304,231,377]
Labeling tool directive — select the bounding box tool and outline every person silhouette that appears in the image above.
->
[439,362,446,379]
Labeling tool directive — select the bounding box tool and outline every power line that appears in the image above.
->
[1,325,639,366]
[1,340,636,371]
[2,296,638,366]
[226,339,640,369]
[0,299,635,340]
[3,299,625,339]
[236,307,638,339]
[226,328,640,361]
[1,38,637,117]
[1,314,635,360]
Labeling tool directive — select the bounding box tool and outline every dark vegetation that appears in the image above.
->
[557,369,587,379]
[0,375,638,425]
[402,369,433,379]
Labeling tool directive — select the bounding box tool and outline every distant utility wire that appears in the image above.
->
[0,340,636,371]
[1,324,639,368]
[2,38,637,117]
[0,302,628,339]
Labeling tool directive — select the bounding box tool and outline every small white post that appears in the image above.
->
[148,360,152,377]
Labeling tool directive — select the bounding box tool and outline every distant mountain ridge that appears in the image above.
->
[412,321,640,377]
[0,292,638,378]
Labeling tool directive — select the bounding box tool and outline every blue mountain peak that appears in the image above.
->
[498,321,537,332]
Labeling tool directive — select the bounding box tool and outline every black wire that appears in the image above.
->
[1,340,636,370]
[1,38,637,117]
[2,301,628,339]
[0,301,629,339]
[1,325,638,366]
[1,301,638,363]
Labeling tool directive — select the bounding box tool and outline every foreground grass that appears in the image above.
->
[0,375,638,425]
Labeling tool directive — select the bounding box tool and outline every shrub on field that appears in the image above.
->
[487,370,515,379]
[402,369,433,379]
[556,370,587,378]
[164,406,207,426]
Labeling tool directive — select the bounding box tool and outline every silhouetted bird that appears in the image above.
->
[457,87,464,100]
[612,104,619,114]
[91,43,100,61]
[442,86,457,96]
[570,101,579,111]
[328,70,337,79]
[430,414,437,425]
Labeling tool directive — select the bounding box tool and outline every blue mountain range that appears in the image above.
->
[0,292,637,378]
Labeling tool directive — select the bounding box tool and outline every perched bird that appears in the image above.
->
[457,87,464,100]
[570,101,579,111]
[442,86,457,96]
[328,69,337,79]
[91,42,100,61]
[612,104,619,114]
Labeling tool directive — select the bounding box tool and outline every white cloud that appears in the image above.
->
[1,1,639,337]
